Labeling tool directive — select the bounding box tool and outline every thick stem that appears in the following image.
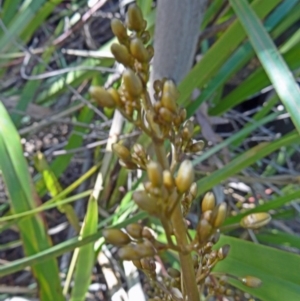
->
[153,142,199,301]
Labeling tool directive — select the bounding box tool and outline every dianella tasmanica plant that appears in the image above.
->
[90,4,263,301]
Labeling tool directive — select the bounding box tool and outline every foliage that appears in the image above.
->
[0,0,300,301]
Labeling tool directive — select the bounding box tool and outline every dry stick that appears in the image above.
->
[150,1,208,300]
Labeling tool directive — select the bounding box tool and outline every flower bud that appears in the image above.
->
[133,190,159,216]
[153,80,163,93]
[122,68,143,97]
[135,241,156,258]
[182,120,194,141]
[147,161,163,188]
[130,38,150,63]
[217,244,230,260]
[159,107,174,123]
[201,192,216,212]
[189,182,197,199]
[190,141,205,153]
[126,223,143,239]
[89,86,116,108]
[107,88,122,106]
[240,212,271,229]
[162,170,174,190]
[111,18,127,41]
[126,4,145,32]
[112,143,131,161]
[119,159,137,170]
[179,108,187,123]
[140,258,156,271]
[240,276,262,288]
[212,203,227,228]
[103,228,131,246]
[161,80,179,113]
[111,43,132,66]
[141,31,150,43]
[175,160,194,194]
[118,244,139,260]
[132,259,142,269]
[196,219,212,245]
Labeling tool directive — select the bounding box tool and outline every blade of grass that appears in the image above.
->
[0,211,147,277]
[223,188,300,227]
[214,235,300,301]
[230,0,300,135]
[178,0,282,107]
[196,131,299,196]
[0,102,64,301]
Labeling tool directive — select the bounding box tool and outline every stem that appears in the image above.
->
[153,141,199,301]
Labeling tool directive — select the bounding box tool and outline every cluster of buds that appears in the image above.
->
[92,3,270,301]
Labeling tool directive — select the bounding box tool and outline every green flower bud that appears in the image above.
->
[118,244,139,260]
[159,107,174,123]
[175,160,194,194]
[161,80,179,113]
[190,140,205,153]
[112,143,131,161]
[130,38,150,63]
[163,170,175,190]
[212,202,227,228]
[201,192,216,212]
[126,4,145,32]
[196,219,212,245]
[240,276,262,288]
[111,43,132,66]
[240,212,271,229]
[103,228,131,246]
[133,190,159,216]
[182,120,194,140]
[126,223,143,239]
[147,161,163,188]
[111,18,127,42]
[89,86,116,108]
[122,68,143,97]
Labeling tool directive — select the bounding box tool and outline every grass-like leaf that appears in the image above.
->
[230,0,300,135]
[0,102,64,300]
[215,235,300,301]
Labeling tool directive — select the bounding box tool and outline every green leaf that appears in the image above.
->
[178,0,282,107]
[230,0,300,136]
[214,236,300,301]
[0,102,64,301]
[196,131,299,196]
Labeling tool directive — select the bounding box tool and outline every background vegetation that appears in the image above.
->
[0,0,300,300]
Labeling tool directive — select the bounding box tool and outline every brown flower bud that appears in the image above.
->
[103,228,131,246]
[175,160,194,194]
[111,43,132,66]
[141,31,150,44]
[122,68,143,97]
[240,276,262,288]
[179,108,187,123]
[196,219,213,245]
[133,190,159,216]
[142,228,155,240]
[89,86,116,108]
[146,45,154,60]
[130,38,149,63]
[189,182,197,199]
[201,192,216,212]
[190,140,205,153]
[182,120,194,141]
[159,107,174,123]
[163,170,175,190]
[140,258,156,271]
[161,80,179,113]
[118,244,139,260]
[240,212,271,229]
[153,80,163,93]
[119,159,137,170]
[111,18,127,41]
[217,244,230,260]
[107,88,122,106]
[112,143,131,161]
[132,259,142,269]
[147,161,163,188]
[212,203,227,228]
[126,4,145,32]
[135,241,156,258]
[126,223,143,239]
